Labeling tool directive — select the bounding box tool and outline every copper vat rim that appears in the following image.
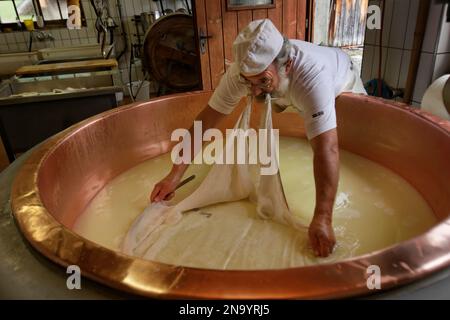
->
[10,91,450,299]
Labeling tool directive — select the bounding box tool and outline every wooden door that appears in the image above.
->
[194,0,310,91]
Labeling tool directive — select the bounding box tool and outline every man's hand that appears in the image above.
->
[308,211,336,257]
[309,129,339,257]
[150,169,183,203]
[150,105,227,203]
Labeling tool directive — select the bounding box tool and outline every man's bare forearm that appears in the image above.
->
[310,129,340,220]
[313,148,339,218]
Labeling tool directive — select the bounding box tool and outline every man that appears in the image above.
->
[150,19,366,258]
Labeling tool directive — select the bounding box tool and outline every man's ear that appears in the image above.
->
[285,58,293,74]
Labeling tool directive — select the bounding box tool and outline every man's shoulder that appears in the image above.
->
[288,38,307,45]
[223,63,241,78]
[288,39,319,49]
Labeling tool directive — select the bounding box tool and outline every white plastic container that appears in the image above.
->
[421,75,450,120]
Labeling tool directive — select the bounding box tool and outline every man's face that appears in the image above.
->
[240,63,280,97]
[240,61,291,98]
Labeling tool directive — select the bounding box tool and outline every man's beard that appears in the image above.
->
[272,67,290,98]
[253,68,290,102]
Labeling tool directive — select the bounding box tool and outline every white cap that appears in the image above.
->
[233,19,284,76]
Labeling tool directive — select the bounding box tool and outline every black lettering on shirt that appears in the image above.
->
[312,111,324,119]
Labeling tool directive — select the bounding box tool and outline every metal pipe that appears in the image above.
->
[159,0,165,15]
[11,0,21,28]
[184,0,191,15]
[28,31,33,52]
[56,0,64,20]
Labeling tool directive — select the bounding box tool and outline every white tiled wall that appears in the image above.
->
[362,0,416,101]
[412,52,435,103]
[437,13,450,54]
[361,0,450,105]
[397,49,411,89]
[403,0,419,51]
[0,0,192,94]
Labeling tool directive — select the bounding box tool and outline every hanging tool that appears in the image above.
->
[105,8,117,46]
[131,15,145,59]
[90,0,116,58]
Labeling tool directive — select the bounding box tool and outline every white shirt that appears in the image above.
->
[208,39,351,140]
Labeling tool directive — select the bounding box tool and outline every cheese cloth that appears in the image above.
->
[121,94,306,257]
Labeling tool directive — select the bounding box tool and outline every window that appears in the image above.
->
[0,0,85,30]
[226,0,275,11]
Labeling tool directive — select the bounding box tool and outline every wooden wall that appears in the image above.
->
[195,0,308,90]
[328,0,368,47]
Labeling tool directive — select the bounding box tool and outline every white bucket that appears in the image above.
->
[422,75,450,120]
[127,81,150,101]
